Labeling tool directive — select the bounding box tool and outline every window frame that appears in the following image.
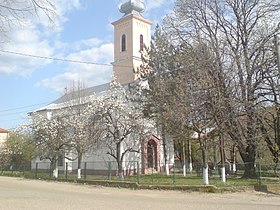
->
[140,34,144,51]
[121,34,126,52]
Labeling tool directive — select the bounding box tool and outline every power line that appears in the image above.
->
[0,49,113,67]
[0,102,50,114]
[0,111,32,117]
[0,49,136,68]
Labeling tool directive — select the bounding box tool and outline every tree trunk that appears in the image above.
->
[243,161,256,178]
[213,144,217,170]
[182,140,186,176]
[227,120,257,178]
[239,145,257,178]
[162,125,170,176]
[221,167,226,183]
[202,159,209,185]
[232,145,237,173]
[188,139,193,173]
[199,134,209,185]
[203,165,209,185]
[116,142,124,181]
[52,161,58,178]
[77,152,82,179]
[219,135,226,183]
[117,161,124,181]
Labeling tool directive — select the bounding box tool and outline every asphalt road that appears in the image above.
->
[0,176,280,210]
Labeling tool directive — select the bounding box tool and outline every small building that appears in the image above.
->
[0,128,9,147]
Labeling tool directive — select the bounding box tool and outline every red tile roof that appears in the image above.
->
[0,128,9,133]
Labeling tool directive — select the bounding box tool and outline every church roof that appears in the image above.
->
[33,82,133,113]
[119,0,145,16]
[0,128,9,133]
[34,82,111,112]
[53,82,111,104]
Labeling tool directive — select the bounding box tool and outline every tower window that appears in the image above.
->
[140,34,144,51]
[121,34,126,52]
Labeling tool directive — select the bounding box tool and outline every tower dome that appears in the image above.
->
[119,0,145,16]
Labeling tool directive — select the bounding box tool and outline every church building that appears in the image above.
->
[32,0,174,176]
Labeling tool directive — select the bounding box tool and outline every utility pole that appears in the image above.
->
[275,23,280,73]
[275,23,280,157]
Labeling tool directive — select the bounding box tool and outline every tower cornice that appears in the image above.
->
[112,13,152,26]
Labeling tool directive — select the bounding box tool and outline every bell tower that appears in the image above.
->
[112,0,152,84]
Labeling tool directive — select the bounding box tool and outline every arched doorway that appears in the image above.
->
[141,135,160,174]
[147,140,157,169]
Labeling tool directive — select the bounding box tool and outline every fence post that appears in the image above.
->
[35,163,38,179]
[173,163,176,186]
[137,161,140,185]
[84,162,87,179]
[22,164,25,176]
[151,164,154,184]
[49,163,52,178]
[65,162,68,180]
[11,164,14,174]
[258,163,262,186]
[108,161,112,180]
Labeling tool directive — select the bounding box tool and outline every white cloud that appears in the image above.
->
[0,27,53,76]
[56,0,82,12]
[36,71,81,92]
[51,0,82,30]
[142,0,175,31]
[0,0,83,76]
[66,43,113,63]
[36,0,82,29]
[54,38,105,53]
[36,43,114,92]
[144,0,167,11]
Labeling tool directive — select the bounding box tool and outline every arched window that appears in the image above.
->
[121,34,126,52]
[140,34,144,51]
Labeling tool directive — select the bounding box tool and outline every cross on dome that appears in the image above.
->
[119,0,145,16]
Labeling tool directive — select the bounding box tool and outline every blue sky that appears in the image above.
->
[0,0,175,130]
